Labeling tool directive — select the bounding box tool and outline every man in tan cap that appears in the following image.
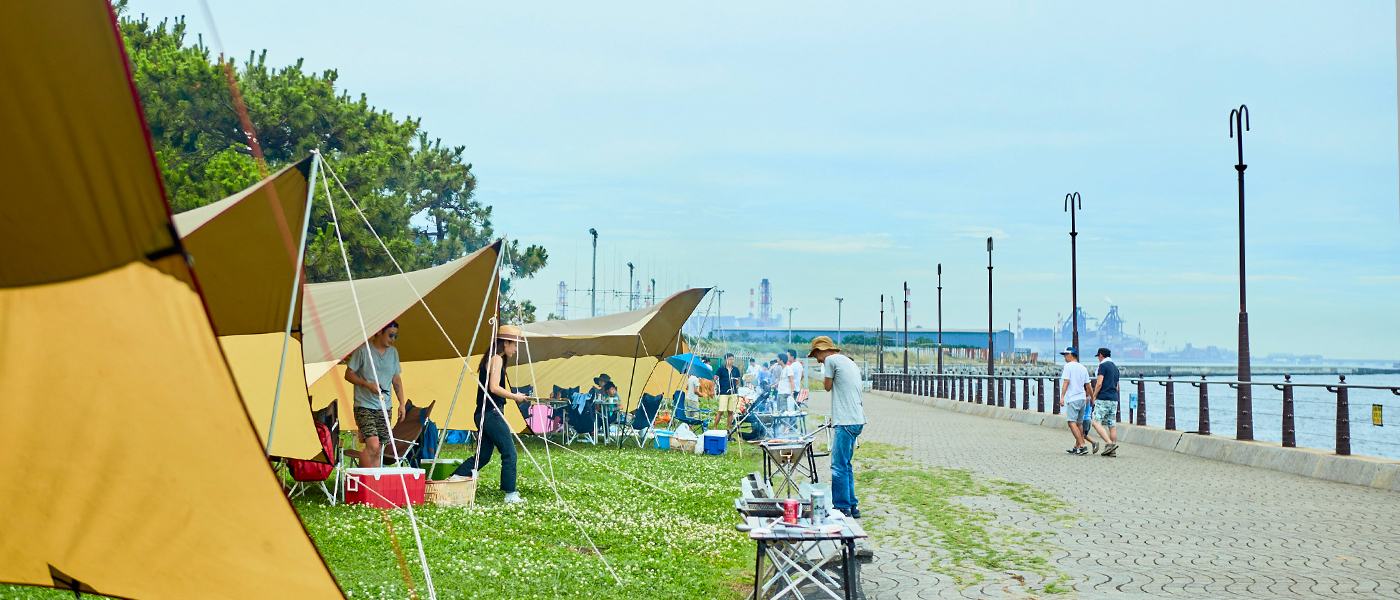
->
[809,335,867,520]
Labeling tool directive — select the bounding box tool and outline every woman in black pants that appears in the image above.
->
[450,324,527,504]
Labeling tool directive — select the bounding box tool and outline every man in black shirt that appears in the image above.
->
[713,353,742,429]
[1090,347,1121,457]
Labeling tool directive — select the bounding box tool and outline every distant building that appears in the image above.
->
[694,324,1016,355]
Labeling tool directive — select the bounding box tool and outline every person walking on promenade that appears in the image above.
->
[1090,347,1121,457]
[808,336,866,519]
[344,321,405,468]
[1058,346,1094,455]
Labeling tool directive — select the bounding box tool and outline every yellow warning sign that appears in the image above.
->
[1373,404,1383,427]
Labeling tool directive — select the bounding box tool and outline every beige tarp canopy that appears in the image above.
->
[306,242,515,431]
[173,159,324,460]
[508,288,708,412]
[0,2,344,598]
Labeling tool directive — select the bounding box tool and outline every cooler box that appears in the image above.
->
[654,430,673,450]
[345,467,426,508]
[702,430,728,455]
[421,458,464,481]
[528,404,555,433]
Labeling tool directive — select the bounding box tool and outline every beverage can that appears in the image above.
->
[810,491,826,524]
[783,499,799,524]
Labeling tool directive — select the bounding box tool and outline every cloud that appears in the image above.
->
[747,233,900,254]
[953,227,1007,239]
[1357,275,1400,284]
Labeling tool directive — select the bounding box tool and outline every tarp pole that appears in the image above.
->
[266,150,320,457]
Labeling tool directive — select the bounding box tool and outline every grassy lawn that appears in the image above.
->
[1,437,761,600]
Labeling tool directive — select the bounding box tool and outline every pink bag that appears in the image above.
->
[528,404,555,433]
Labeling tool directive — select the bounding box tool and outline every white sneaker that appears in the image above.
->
[503,492,526,504]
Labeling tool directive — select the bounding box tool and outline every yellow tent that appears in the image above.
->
[304,242,514,431]
[0,2,344,598]
[510,288,708,412]
[173,158,325,460]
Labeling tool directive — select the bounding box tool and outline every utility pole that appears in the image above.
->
[987,237,994,376]
[937,264,943,377]
[903,281,910,375]
[785,307,797,344]
[878,295,884,373]
[589,228,598,317]
[1231,104,1253,440]
[1065,192,1081,351]
[627,262,635,310]
[834,297,844,345]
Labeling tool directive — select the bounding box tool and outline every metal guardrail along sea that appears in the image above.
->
[871,372,1400,459]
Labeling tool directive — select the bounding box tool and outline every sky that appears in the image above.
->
[132,0,1400,359]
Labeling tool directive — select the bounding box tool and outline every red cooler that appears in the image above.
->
[345,467,426,508]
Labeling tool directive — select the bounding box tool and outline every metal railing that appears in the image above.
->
[871,372,1400,457]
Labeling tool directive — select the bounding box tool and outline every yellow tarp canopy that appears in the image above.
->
[518,288,708,363]
[174,160,323,460]
[306,243,505,431]
[0,2,344,598]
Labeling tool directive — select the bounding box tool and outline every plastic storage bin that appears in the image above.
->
[345,467,425,508]
[702,430,728,455]
[421,458,464,481]
[654,430,673,450]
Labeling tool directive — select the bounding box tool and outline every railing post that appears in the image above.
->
[977,378,983,404]
[1193,376,1210,436]
[1136,375,1146,426]
[997,377,1005,407]
[1160,375,1175,430]
[1275,375,1295,448]
[1052,377,1061,415]
[1116,381,1123,423]
[1023,377,1030,410]
[1037,378,1045,413]
[1328,375,1350,456]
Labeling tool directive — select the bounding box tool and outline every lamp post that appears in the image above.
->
[986,237,994,376]
[1231,104,1253,440]
[903,281,910,375]
[715,288,724,340]
[878,295,884,373]
[937,263,943,377]
[1065,192,1081,351]
[589,228,598,317]
[650,278,656,306]
[785,307,797,344]
[627,262,635,310]
[834,297,844,345]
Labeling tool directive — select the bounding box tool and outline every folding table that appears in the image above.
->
[742,514,864,600]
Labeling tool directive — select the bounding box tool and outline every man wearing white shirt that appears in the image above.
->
[786,348,805,403]
[775,352,794,411]
[1058,346,1094,455]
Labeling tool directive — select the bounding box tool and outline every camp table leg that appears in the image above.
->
[751,540,764,600]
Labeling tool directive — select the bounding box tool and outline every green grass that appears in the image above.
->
[853,444,1075,593]
[1,438,760,600]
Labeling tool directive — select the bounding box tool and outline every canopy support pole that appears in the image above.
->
[266,149,320,457]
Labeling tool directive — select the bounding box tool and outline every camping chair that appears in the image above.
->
[384,401,435,467]
[668,390,711,437]
[551,385,580,443]
[286,398,341,505]
[621,392,665,448]
[727,394,769,444]
[565,391,598,445]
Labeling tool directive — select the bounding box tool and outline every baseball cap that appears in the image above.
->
[1059,346,1078,356]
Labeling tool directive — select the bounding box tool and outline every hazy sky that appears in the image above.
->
[134,0,1400,358]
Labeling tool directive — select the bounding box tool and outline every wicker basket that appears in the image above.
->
[424,477,477,506]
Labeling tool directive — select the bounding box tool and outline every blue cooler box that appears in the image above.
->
[702,430,727,455]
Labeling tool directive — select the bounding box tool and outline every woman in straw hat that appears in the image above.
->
[450,323,528,504]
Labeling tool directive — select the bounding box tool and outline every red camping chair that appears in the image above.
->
[285,399,342,505]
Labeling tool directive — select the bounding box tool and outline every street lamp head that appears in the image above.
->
[627,262,633,270]
[986,237,993,252]
[589,228,597,237]
[937,263,941,276]
[1230,105,1250,138]
[1064,192,1081,211]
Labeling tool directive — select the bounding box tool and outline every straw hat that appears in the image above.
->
[497,324,524,342]
[807,335,839,357]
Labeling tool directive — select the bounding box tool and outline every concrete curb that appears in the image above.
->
[875,390,1400,493]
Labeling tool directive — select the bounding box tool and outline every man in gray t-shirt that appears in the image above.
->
[809,336,867,520]
[344,321,406,468]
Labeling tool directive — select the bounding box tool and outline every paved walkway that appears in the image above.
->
[804,389,1400,599]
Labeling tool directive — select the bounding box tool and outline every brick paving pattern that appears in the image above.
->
[804,389,1400,599]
